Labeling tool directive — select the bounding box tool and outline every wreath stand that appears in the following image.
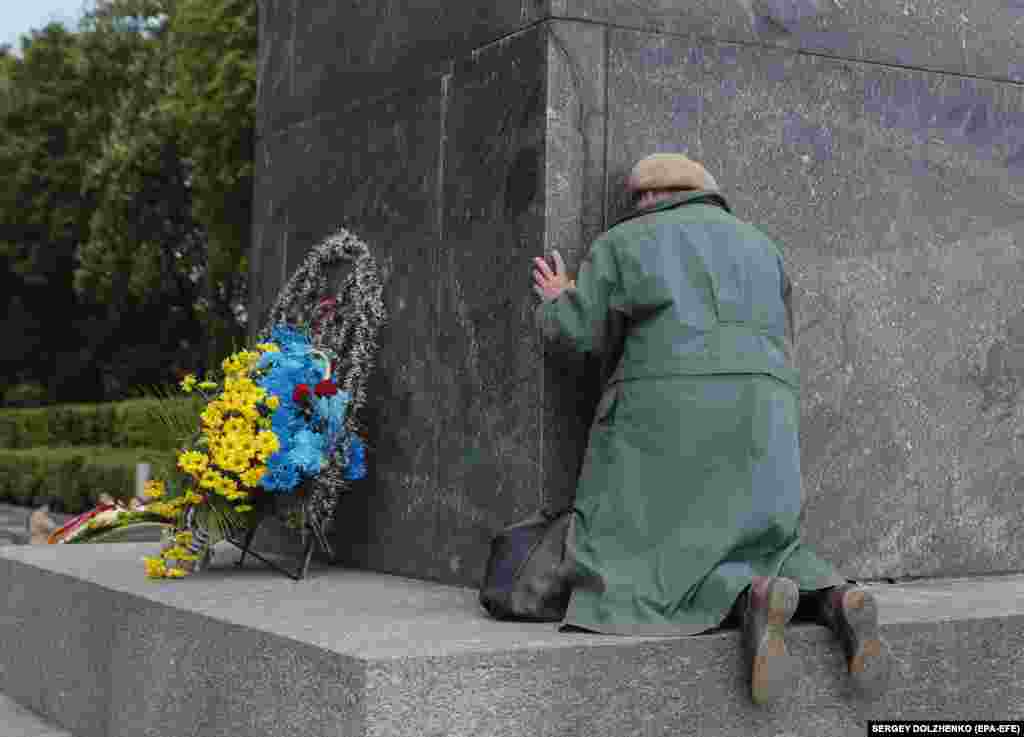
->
[224,489,322,581]
[226,518,319,581]
[176,227,385,582]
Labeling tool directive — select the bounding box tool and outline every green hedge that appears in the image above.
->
[0,390,212,515]
[0,446,179,515]
[0,395,206,451]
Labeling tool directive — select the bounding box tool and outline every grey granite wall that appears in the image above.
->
[251,2,1024,587]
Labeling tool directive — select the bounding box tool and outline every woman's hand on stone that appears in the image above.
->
[532,250,575,301]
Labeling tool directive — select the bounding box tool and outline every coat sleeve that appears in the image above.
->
[534,236,626,358]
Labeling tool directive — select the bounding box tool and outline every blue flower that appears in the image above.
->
[250,323,352,493]
[289,429,325,474]
[269,324,312,352]
[260,460,300,493]
[344,435,367,481]
[311,392,349,448]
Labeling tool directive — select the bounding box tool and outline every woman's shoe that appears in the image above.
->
[741,576,800,705]
[820,585,892,698]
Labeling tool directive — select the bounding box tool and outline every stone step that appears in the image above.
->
[0,691,74,737]
[1,544,1022,737]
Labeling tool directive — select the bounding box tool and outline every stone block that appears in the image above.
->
[249,73,457,579]
[3,545,1024,737]
[258,0,549,137]
[539,22,610,514]
[252,7,1024,588]
[0,691,74,737]
[0,556,115,736]
[252,25,593,588]
[429,25,550,584]
[247,136,280,340]
[554,0,1024,82]
[255,0,295,141]
[604,27,1024,580]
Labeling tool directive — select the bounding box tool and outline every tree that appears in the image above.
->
[0,0,258,403]
[162,0,257,371]
[0,9,203,402]
[0,23,105,402]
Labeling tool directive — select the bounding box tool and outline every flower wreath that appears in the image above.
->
[142,227,386,578]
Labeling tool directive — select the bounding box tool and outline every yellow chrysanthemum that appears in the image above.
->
[174,531,193,547]
[236,392,261,413]
[264,395,280,411]
[144,556,167,578]
[210,436,248,470]
[177,450,210,476]
[235,504,254,513]
[256,429,279,451]
[143,480,165,499]
[200,406,225,430]
[197,380,219,392]
[197,472,218,491]
[231,432,257,455]
[239,466,267,487]
[223,424,251,443]
[215,397,243,419]
[243,388,263,405]
[240,406,261,424]
[216,476,240,497]
[165,568,188,578]
[185,489,207,504]
[222,350,260,377]
[222,416,252,437]
[178,374,197,393]
[147,502,180,521]
[256,342,280,353]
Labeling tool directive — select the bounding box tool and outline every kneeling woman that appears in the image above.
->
[530,153,891,706]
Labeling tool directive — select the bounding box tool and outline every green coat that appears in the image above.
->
[536,190,845,636]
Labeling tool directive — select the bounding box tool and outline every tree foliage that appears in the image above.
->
[0,0,258,404]
[163,0,256,370]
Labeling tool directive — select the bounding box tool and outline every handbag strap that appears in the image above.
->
[540,504,573,522]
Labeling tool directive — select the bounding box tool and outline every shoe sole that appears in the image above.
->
[836,588,892,698]
[747,577,799,706]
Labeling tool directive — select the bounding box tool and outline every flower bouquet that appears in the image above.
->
[49,497,170,544]
[138,226,385,579]
[142,325,368,578]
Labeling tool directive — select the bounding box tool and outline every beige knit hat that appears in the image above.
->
[626,153,718,194]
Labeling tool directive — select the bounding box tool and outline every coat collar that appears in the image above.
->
[610,189,732,229]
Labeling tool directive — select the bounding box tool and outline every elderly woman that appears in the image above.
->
[531,153,891,705]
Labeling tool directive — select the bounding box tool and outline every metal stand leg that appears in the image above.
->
[235,522,261,568]
[299,530,317,581]
[225,518,321,581]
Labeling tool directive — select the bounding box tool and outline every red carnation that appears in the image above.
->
[314,379,338,397]
[293,384,311,403]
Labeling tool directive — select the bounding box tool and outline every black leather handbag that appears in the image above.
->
[479,506,574,622]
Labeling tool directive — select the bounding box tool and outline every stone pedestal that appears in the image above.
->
[249,1,1024,588]
[3,545,1024,737]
